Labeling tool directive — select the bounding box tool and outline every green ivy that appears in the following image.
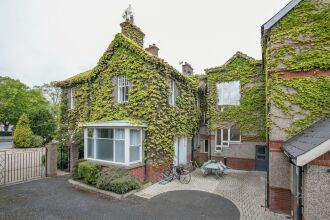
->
[267,0,330,72]
[266,0,330,137]
[120,21,145,47]
[56,33,199,166]
[206,52,266,140]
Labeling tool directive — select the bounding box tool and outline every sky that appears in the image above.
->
[0,0,291,87]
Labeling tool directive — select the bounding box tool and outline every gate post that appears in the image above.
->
[69,142,79,177]
[46,141,58,177]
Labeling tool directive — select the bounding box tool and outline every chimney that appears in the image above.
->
[120,5,145,47]
[145,44,159,56]
[182,62,194,75]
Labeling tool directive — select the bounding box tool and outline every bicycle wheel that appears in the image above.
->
[179,171,191,184]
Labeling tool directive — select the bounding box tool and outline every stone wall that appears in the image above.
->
[303,164,330,220]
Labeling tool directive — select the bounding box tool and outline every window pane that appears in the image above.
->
[87,128,93,138]
[115,128,125,139]
[204,140,209,153]
[96,139,113,161]
[97,129,113,138]
[130,146,140,162]
[87,138,94,158]
[217,81,240,106]
[115,140,125,162]
[223,129,228,141]
[216,129,221,145]
[230,125,240,141]
[130,129,140,145]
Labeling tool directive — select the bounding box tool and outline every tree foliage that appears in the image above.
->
[28,108,56,143]
[13,113,33,148]
[0,76,49,131]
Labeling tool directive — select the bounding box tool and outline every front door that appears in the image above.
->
[255,145,268,171]
[174,137,187,166]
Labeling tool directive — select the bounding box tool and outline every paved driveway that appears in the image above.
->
[0,176,239,220]
[136,170,290,220]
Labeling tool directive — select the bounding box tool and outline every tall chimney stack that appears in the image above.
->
[145,44,159,56]
[182,62,194,75]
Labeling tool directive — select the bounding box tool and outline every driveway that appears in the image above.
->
[0,141,12,150]
[136,170,290,220]
[0,175,239,220]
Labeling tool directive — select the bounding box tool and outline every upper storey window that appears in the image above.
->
[68,88,75,110]
[216,81,240,106]
[118,75,129,103]
[169,79,177,106]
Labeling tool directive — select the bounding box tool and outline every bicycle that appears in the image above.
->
[159,164,191,185]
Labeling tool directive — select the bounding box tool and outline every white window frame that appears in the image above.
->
[84,127,142,166]
[216,81,240,106]
[69,88,75,109]
[169,79,176,106]
[117,75,129,103]
[203,139,209,153]
[215,127,241,151]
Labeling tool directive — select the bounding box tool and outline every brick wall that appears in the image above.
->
[128,165,145,182]
[211,156,255,171]
[194,152,208,162]
[269,187,291,214]
[309,151,330,167]
[145,162,170,183]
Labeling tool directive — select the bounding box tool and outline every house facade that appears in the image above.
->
[56,16,199,182]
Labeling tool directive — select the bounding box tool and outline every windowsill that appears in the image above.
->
[85,158,143,169]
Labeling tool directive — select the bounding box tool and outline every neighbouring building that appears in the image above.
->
[262,0,330,219]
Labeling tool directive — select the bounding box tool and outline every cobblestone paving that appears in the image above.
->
[135,169,291,220]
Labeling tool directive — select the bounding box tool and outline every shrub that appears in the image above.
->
[77,161,101,185]
[28,109,56,144]
[31,135,44,147]
[13,114,33,148]
[96,168,141,194]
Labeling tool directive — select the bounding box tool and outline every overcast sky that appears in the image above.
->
[0,0,290,87]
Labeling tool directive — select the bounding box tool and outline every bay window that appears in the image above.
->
[215,125,241,151]
[216,81,240,106]
[84,127,142,165]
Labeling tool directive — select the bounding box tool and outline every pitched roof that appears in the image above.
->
[283,116,330,166]
[205,51,260,73]
[55,33,194,87]
[261,0,302,34]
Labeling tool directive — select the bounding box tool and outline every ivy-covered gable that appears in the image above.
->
[264,0,330,139]
[206,52,266,140]
[57,32,199,165]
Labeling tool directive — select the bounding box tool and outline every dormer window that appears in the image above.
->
[68,88,75,110]
[118,75,129,103]
[169,79,177,106]
[216,81,240,106]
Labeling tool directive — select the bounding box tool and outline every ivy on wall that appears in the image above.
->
[206,52,266,140]
[120,21,145,48]
[267,0,330,72]
[56,33,199,166]
[266,0,330,137]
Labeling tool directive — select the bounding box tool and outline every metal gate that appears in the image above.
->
[0,148,46,186]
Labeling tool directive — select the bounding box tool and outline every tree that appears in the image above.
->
[28,108,56,143]
[0,76,49,131]
[13,114,33,148]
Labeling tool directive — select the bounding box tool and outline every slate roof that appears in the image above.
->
[283,116,330,159]
[261,0,302,34]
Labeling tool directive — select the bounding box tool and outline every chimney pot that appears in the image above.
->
[145,44,159,56]
[182,62,193,75]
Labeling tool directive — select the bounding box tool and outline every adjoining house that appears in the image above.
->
[56,1,329,219]
[261,0,330,219]
[196,52,267,171]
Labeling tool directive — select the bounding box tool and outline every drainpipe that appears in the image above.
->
[191,135,194,161]
[296,166,303,220]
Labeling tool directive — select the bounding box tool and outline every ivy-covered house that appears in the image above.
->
[262,0,330,219]
[55,16,199,182]
[196,52,266,171]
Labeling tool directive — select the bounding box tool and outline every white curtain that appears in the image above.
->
[217,81,240,106]
[130,129,141,162]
